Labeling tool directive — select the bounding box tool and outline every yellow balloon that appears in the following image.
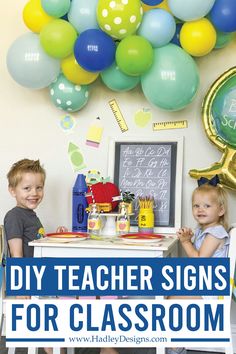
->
[189,67,236,190]
[23,0,54,33]
[61,55,99,85]
[180,18,216,57]
[142,0,171,13]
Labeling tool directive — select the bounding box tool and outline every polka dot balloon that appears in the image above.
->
[97,0,143,39]
[49,74,90,112]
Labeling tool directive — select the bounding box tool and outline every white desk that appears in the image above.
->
[29,235,178,354]
[29,234,178,258]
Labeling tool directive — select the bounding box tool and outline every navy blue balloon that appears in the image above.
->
[210,0,236,32]
[171,23,183,47]
[142,0,163,5]
[61,13,69,21]
[74,29,116,72]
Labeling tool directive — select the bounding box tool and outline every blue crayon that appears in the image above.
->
[72,174,88,232]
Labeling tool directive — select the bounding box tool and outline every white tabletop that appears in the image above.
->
[29,234,177,251]
[29,234,178,259]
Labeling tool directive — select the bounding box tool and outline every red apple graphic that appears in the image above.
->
[89,221,96,228]
[119,223,126,230]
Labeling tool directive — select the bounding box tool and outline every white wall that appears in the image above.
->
[1,0,236,329]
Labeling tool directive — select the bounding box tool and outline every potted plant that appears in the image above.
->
[122,191,135,214]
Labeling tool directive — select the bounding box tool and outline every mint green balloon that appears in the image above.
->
[49,74,90,112]
[101,63,140,92]
[141,44,199,111]
[215,30,234,49]
[41,0,71,18]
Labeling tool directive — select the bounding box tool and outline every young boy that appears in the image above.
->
[4,159,66,257]
[4,158,66,354]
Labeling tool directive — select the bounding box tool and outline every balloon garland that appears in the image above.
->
[6,0,236,112]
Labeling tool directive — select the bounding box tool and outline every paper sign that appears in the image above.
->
[134,108,152,127]
[86,117,104,148]
[68,142,86,171]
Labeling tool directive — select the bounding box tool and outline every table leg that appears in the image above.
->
[27,348,38,354]
[67,349,75,354]
[169,243,178,258]
[52,348,61,354]
[8,349,16,354]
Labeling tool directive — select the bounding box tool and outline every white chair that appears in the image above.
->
[186,225,236,354]
[0,225,17,354]
[225,225,236,354]
[0,226,61,354]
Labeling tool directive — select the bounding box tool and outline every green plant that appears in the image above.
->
[122,191,135,203]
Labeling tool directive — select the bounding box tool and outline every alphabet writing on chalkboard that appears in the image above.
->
[114,142,177,227]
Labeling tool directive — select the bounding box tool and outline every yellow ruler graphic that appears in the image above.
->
[109,99,128,133]
[153,120,188,131]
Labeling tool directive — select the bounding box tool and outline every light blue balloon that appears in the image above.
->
[49,73,90,112]
[7,33,60,89]
[168,0,216,21]
[137,9,176,48]
[68,0,99,33]
[101,63,140,92]
[141,44,199,111]
[41,0,71,18]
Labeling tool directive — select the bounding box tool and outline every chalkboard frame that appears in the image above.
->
[108,137,183,234]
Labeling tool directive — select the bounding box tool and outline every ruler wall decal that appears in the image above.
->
[109,99,128,133]
[153,120,188,131]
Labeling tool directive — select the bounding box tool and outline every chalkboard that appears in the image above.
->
[108,137,183,234]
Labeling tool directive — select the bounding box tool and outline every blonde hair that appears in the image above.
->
[192,184,228,230]
[7,159,46,188]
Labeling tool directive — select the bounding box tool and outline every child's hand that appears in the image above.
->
[176,227,193,244]
[56,226,68,233]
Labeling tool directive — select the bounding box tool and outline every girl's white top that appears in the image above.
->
[193,225,230,257]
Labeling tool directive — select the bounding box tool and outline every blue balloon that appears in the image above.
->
[210,0,236,32]
[137,9,176,48]
[74,29,116,72]
[168,0,216,21]
[142,0,163,6]
[68,0,99,33]
[171,23,183,47]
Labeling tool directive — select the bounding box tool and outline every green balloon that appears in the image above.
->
[215,30,234,49]
[211,75,236,148]
[41,0,71,18]
[40,19,77,59]
[49,73,90,112]
[101,63,140,92]
[116,35,154,76]
[141,44,199,111]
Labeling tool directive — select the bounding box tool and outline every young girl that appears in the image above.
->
[167,180,229,354]
[177,182,229,259]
